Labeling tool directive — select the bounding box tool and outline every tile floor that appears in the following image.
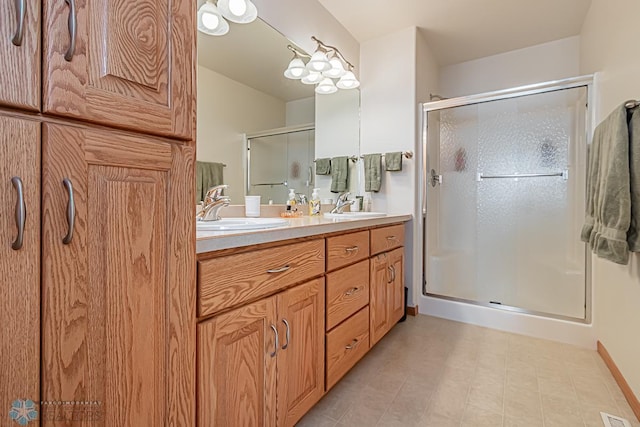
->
[297,315,640,427]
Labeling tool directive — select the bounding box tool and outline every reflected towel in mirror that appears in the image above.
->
[315,158,331,175]
[196,161,225,203]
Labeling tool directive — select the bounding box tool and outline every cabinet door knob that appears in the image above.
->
[11,0,25,46]
[64,0,77,61]
[387,265,395,284]
[267,265,290,274]
[345,339,359,350]
[10,177,26,251]
[281,319,290,350]
[62,178,75,245]
[269,324,279,357]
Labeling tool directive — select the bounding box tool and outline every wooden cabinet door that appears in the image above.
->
[277,278,325,427]
[0,0,40,110]
[197,298,278,427]
[0,116,40,421]
[41,123,195,426]
[370,252,390,346]
[388,248,405,325]
[42,0,194,139]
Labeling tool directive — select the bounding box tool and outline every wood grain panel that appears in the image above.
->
[198,239,325,317]
[197,297,278,427]
[326,230,370,272]
[597,341,640,422]
[42,0,194,139]
[0,0,40,110]
[325,306,370,390]
[369,252,390,346]
[42,123,192,426]
[0,116,40,418]
[277,279,325,427]
[388,248,405,325]
[370,224,405,256]
[326,260,370,330]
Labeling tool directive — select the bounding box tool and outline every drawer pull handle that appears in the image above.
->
[345,339,359,350]
[11,0,25,46]
[269,324,279,357]
[281,319,290,350]
[62,178,75,245]
[64,0,77,61]
[11,177,26,251]
[267,265,290,274]
[344,287,360,296]
[345,246,359,253]
[386,235,398,241]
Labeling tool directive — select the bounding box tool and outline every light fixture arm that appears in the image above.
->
[287,44,311,59]
[311,36,355,71]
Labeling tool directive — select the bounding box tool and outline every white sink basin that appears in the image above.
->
[196,217,288,231]
[323,212,387,219]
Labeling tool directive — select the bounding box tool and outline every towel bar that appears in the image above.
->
[476,170,569,181]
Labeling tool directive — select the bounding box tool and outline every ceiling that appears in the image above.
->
[198,19,315,102]
[317,0,593,66]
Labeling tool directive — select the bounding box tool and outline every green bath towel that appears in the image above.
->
[196,161,225,203]
[385,152,403,171]
[330,156,349,193]
[364,153,382,192]
[581,104,640,264]
[315,158,331,175]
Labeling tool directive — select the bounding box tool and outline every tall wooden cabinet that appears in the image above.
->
[40,123,195,425]
[0,116,40,422]
[0,0,195,423]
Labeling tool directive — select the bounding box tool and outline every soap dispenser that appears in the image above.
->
[286,189,296,211]
[309,188,321,216]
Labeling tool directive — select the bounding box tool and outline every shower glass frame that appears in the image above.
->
[420,75,594,324]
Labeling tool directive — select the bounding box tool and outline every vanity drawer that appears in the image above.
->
[198,239,325,317]
[370,224,405,256]
[326,306,370,390]
[326,230,369,271]
[326,260,370,330]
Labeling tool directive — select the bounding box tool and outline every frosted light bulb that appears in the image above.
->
[201,12,220,30]
[228,0,247,16]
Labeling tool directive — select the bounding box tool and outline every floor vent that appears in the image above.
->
[601,412,632,427]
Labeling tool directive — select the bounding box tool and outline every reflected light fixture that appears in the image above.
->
[283,36,359,95]
[197,0,257,36]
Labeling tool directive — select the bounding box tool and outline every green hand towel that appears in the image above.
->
[196,161,225,203]
[330,156,349,193]
[627,107,640,252]
[315,158,331,175]
[385,152,403,171]
[364,153,382,192]
[581,104,637,264]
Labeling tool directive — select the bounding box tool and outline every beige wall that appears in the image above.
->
[580,0,640,400]
[197,65,286,202]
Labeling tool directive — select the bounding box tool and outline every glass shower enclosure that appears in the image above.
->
[422,77,592,321]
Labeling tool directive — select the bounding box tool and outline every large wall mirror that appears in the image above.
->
[197,15,360,205]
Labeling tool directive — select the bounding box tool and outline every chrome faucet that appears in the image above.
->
[197,184,230,221]
[330,192,355,214]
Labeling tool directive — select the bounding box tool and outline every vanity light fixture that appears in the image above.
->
[283,36,359,94]
[197,0,257,36]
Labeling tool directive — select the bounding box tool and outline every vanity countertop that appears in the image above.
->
[196,214,413,254]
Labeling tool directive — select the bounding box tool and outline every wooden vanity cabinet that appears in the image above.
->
[42,0,194,139]
[0,0,40,110]
[0,115,40,417]
[370,247,405,345]
[41,123,195,426]
[197,248,325,427]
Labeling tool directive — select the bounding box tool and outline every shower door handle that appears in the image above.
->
[430,169,442,187]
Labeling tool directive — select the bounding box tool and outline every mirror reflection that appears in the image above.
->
[196,17,360,205]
